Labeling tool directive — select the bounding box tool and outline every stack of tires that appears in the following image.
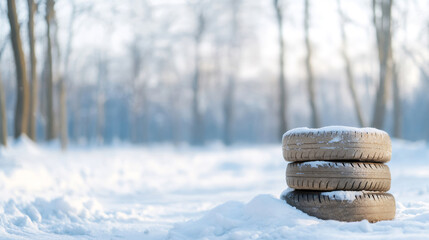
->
[281,126,396,222]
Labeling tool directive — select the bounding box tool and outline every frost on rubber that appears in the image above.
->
[282,191,396,222]
[286,162,391,191]
[282,128,392,163]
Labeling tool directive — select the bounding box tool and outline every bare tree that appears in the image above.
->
[8,0,30,139]
[191,10,205,145]
[71,85,81,142]
[27,0,37,141]
[0,35,9,146]
[371,0,393,129]
[45,0,56,140]
[57,0,91,149]
[392,61,401,137]
[0,45,6,146]
[129,38,143,143]
[0,74,6,147]
[273,0,288,138]
[223,0,241,145]
[96,54,107,144]
[168,55,183,145]
[58,79,68,149]
[57,1,80,150]
[304,0,320,128]
[125,1,153,144]
[337,0,365,127]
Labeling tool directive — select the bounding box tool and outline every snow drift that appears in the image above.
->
[0,139,428,239]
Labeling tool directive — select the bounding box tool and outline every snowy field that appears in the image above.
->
[0,138,429,239]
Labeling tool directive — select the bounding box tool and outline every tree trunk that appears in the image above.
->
[273,0,288,139]
[129,39,142,144]
[338,0,365,127]
[58,3,76,150]
[0,74,7,146]
[96,56,107,144]
[304,0,320,128]
[59,79,68,149]
[371,0,393,129]
[27,0,37,141]
[392,61,401,138]
[96,93,105,145]
[191,12,205,145]
[72,88,80,142]
[0,34,9,146]
[387,5,401,138]
[223,76,234,146]
[7,0,30,139]
[223,0,240,146]
[171,63,183,146]
[45,0,56,140]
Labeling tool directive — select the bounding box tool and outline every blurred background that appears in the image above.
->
[0,0,428,149]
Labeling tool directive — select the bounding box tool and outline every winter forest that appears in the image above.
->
[1,0,428,148]
[1,0,429,239]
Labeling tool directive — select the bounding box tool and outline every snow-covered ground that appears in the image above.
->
[0,138,428,239]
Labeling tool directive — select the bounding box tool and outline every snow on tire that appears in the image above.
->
[286,161,391,191]
[282,126,392,163]
[282,190,396,222]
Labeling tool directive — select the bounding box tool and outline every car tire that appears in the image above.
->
[282,127,391,163]
[282,190,396,222]
[286,161,391,191]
